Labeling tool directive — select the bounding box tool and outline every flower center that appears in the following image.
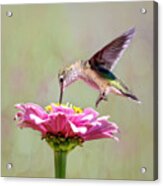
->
[44,132,84,152]
[72,106,83,114]
[45,105,53,112]
[45,103,83,114]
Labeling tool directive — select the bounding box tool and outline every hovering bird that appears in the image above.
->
[58,27,140,107]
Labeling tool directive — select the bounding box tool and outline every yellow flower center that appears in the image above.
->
[72,106,83,114]
[45,103,83,114]
[45,105,53,112]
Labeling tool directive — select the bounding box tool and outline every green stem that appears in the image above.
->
[54,151,67,178]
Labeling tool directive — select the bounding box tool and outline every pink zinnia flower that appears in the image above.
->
[14,103,119,151]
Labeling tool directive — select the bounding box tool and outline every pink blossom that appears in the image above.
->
[14,103,119,149]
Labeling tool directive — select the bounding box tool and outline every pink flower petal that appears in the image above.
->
[15,103,48,119]
[69,122,87,134]
[14,103,119,142]
[17,121,47,136]
[82,120,119,141]
[51,104,74,115]
[43,114,75,137]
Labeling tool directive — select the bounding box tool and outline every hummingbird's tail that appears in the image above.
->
[110,79,141,104]
[122,92,141,104]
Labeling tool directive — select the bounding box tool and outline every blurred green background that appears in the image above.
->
[1,2,156,180]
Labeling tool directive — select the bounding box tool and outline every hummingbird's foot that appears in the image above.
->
[95,97,102,108]
[95,93,107,107]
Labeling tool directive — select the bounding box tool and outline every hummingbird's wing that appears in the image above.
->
[89,27,135,71]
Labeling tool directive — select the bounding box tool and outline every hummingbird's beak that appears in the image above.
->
[59,82,64,104]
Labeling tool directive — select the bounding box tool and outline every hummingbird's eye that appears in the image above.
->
[59,76,64,83]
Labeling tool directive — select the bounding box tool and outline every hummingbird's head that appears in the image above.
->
[58,62,80,104]
[58,69,67,104]
[58,67,73,88]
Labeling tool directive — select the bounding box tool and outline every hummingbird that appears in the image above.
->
[58,27,140,107]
